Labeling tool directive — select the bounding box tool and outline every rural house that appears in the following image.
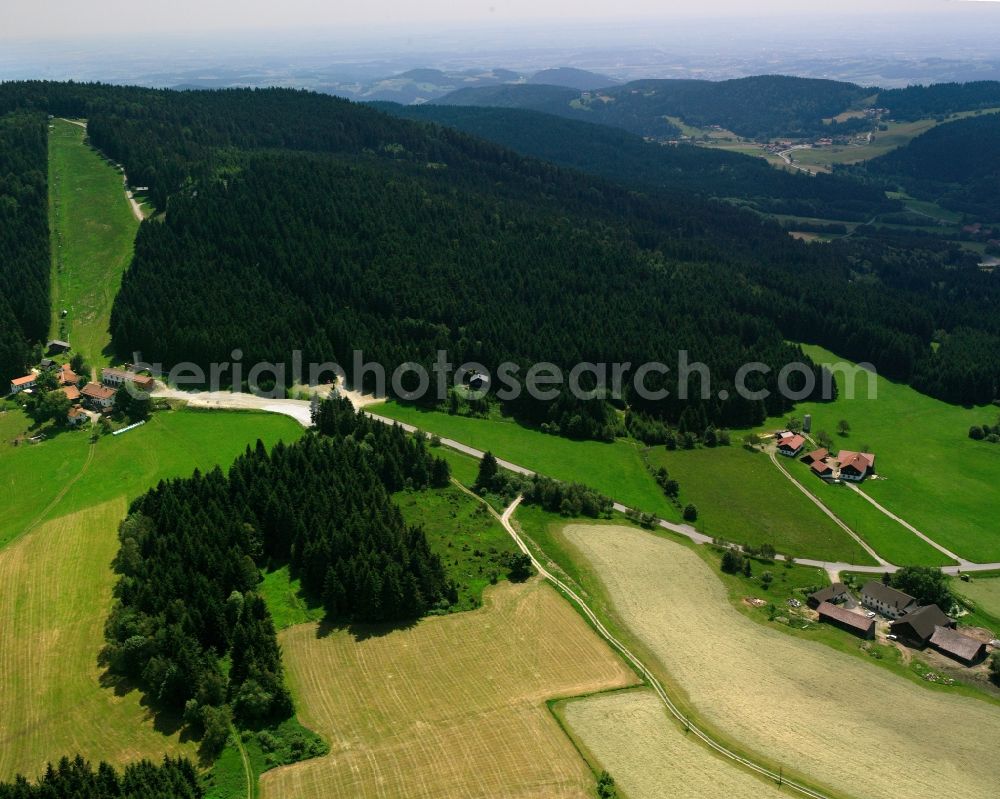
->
[101,367,156,393]
[59,363,79,386]
[9,374,36,394]
[817,602,875,639]
[776,433,805,457]
[838,451,876,482]
[82,382,116,410]
[889,604,954,646]
[807,583,850,610]
[67,407,88,427]
[927,626,987,666]
[861,581,917,618]
[61,385,81,403]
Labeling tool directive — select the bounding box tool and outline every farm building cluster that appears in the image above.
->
[775,431,876,482]
[808,580,989,666]
[7,341,156,426]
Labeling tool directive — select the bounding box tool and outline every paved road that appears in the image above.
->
[844,482,971,567]
[153,386,1000,574]
[479,493,832,799]
[767,448,890,567]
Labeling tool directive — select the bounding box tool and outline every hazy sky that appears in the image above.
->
[2,0,994,41]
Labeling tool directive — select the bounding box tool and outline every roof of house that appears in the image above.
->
[929,626,985,662]
[11,375,36,387]
[890,604,953,641]
[68,407,87,419]
[59,364,79,385]
[82,382,116,401]
[778,434,806,451]
[817,602,873,633]
[809,583,848,604]
[838,451,875,472]
[862,581,916,612]
[46,339,71,350]
[40,358,56,368]
[61,385,80,401]
[811,460,833,474]
[102,367,135,380]
[133,375,156,389]
[804,448,829,462]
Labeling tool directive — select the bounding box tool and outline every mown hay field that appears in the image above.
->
[0,500,198,780]
[261,580,639,799]
[559,689,776,799]
[561,523,1000,799]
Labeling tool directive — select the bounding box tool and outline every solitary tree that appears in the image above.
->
[837,419,851,436]
[683,504,698,522]
[475,451,500,493]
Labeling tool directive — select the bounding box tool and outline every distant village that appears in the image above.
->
[7,339,155,429]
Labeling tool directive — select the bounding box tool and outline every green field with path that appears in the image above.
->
[48,118,138,368]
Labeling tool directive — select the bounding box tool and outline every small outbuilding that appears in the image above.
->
[811,460,834,479]
[807,582,850,610]
[801,447,829,464]
[817,602,875,639]
[46,340,71,355]
[777,433,806,457]
[928,626,987,665]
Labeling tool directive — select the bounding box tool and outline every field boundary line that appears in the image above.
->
[11,439,95,547]
[463,485,836,799]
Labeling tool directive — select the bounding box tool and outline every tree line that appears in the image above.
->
[0,112,48,385]
[0,756,201,799]
[104,396,452,746]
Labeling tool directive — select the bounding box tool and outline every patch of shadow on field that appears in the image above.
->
[315,616,420,641]
[95,652,191,743]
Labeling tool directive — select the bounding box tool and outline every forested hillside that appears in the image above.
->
[0,112,49,384]
[862,112,1000,220]
[439,75,871,139]
[876,81,1000,121]
[379,103,898,221]
[104,397,452,736]
[1,81,998,412]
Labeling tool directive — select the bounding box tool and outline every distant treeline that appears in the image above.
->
[0,112,49,384]
[104,397,452,737]
[876,81,1000,121]
[0,756,201,799]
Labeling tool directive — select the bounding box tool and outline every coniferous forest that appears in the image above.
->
[104,398,452,734]
[0,757,201,799]
[0,112,48,385]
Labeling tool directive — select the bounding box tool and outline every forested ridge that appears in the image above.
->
[377,103,898,221]
[104,397,452,736]
[0,112,49,384]
[439,75,872,139]
[861,112,1000,221]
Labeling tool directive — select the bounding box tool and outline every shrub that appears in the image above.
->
[683,504,698,522]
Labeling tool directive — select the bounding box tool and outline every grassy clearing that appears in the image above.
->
[0,407,304,551]
[376,402,680,520]
[0,500,198,781]
[556,689,774,799]
[262,579,639,799]
[757,344,1000,563]
[953,572,1000,632]
[560,523,1000,799]
[395,484,518,611]
[645,445,868,563]
[48,118,138,368]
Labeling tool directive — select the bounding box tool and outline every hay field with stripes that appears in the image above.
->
[561,523,1000,799]
[0,500,198,780]
[261,579,639,799]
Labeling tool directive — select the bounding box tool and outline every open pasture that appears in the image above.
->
[560,522,1000,799]
[48,118,139,367]
[763,344,1000,563]
[0,500,198,780]
[261,579,639,799]
[558,689,775,799]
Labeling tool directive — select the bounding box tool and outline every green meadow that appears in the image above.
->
[0,407,304,550]
[645,446,874,564]
[376,403,681,522]
[757,345,1000,564]
[48,118,139,368]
